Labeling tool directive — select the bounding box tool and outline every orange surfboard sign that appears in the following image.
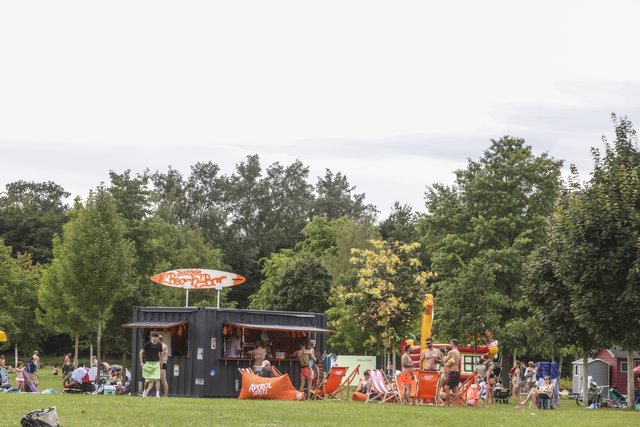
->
[150,269,246,289]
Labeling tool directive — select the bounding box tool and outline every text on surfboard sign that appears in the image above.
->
[150,269,246,289]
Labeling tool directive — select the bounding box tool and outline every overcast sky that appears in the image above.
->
[2,1,640,217]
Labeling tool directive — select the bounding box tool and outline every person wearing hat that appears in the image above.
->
[258,360,275,378]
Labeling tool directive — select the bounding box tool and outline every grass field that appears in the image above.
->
[1,366,638,426]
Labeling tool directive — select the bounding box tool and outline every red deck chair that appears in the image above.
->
[416,371,440,405]
[309,365,357,400]
[366,369,399,403]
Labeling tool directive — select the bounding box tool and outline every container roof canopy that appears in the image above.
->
[122,320,189,329]
[229,322,333,334]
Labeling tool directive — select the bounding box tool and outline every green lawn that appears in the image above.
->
[1,368,638,426]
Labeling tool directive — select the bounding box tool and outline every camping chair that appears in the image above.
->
[366,369,399,403]
[309,365,358,400]
[535,377,560,409]
[415,371,440,405]
[608,388,627,408]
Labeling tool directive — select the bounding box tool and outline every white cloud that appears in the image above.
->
[1,1,640,216]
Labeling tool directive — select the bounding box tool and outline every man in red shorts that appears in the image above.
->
[400,344,415,404]
[296,342,312,398]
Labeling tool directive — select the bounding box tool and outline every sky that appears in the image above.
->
[2,0,640,217]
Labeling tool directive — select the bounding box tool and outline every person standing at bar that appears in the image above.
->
[295,342,312,398]
[158,335,169,397]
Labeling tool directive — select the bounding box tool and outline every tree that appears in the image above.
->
[313,169,375,220]
[55,187,135,372]
[251,252,332,313]
[348,240,431,357]
[434,257,508,348]
[296,216,381,354]
[0,181,69,263]
[0,240,44,358]
[379,202,420,243]
[523,241,599,399]
[38,236,86,365]
[417,136,562,376]
[550,115,640,404]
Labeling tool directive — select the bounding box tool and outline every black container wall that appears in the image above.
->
[129,307,328,398]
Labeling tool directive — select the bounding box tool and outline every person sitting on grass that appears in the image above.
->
[517,375,553,408]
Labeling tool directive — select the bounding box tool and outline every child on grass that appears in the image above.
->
[15,361,25,392]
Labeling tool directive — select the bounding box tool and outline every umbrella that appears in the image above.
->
[633,364,640,374]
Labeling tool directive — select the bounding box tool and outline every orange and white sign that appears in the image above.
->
[150,269,246,289]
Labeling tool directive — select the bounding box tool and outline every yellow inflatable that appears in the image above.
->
[0,330,7,343]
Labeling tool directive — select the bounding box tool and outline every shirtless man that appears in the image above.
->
[158,335,169,397]
[295,341,314,398]
[442,338,461,407]
[400,344,415,404]
[420,337,441,371]
[252,340,267,373]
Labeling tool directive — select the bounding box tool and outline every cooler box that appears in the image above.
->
[103,385,117,395]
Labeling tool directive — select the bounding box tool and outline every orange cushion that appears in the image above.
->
[238,372,304,400]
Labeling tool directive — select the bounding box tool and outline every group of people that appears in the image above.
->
[366,338,553,409]
[510,360,554,408]
[0,351,40,392]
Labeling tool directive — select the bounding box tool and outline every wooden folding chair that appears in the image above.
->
[271,365,283,377]
[309,365,357,400]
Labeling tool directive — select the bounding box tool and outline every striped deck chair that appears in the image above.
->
[416,371,440,405]
[238,367,254,376]
[366,369,399,403]
[310,365,359,400]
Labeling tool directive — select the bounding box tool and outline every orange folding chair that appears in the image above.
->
[416,370,440,405]
[309,365,358,400]
[456,371,478,406]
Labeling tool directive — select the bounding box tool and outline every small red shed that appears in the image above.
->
[594,348,640,395]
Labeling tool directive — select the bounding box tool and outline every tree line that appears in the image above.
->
[1,116,639,405]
